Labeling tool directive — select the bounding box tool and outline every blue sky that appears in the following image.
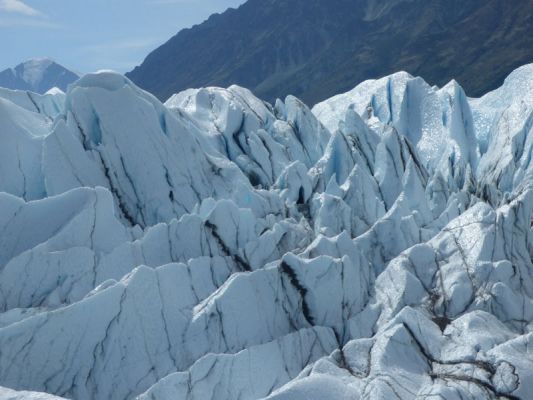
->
[0,0,246,73]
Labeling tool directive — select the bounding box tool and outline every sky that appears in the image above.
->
[0,0,246,74]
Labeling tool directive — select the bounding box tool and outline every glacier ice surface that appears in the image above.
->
[0,65,533,399]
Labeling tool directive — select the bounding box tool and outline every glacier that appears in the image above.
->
[0,64,532,400]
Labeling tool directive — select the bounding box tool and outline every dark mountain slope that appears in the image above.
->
[127,0,533,104]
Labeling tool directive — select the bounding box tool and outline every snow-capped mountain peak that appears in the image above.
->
[17,58,55,87]
[0,58,79,94]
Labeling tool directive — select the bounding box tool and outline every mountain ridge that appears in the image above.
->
[0,58,80,94]
[127,0,533,105]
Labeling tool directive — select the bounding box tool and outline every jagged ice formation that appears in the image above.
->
[0,64,533,399]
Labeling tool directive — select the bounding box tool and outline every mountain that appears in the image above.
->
[127,0,533,105]
[1,63,533,399]
[0,59,80,94]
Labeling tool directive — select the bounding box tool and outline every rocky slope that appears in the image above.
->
[127,0,533,105]
[0,63,532,399]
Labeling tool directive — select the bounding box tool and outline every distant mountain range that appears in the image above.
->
[0,59,79,94]
[127,0,533,105]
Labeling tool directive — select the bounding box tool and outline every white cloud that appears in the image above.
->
[0,15,58,28]
[82,38,164,53]
[0,0,42,17]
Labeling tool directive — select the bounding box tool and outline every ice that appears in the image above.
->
[0,386,66,400]
[0,64,532,399]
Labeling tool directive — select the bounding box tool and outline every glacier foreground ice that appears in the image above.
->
[0,65,532,399]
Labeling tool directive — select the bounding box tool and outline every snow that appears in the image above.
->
[45,87,64,96]
[0,64,533,399]
[0,58,79,94]
[312,72,480,191]
[138,327,337,400]
[0,87,65,119]
[0,386,66,400]
[165,86,330,188]
[0,98,50,200]
[19,59,55,88]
